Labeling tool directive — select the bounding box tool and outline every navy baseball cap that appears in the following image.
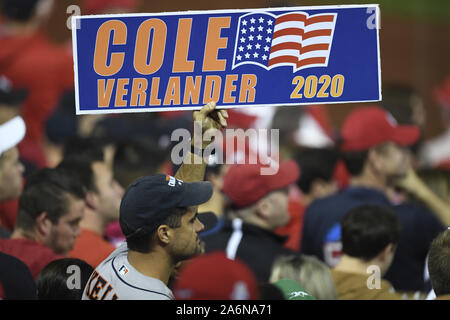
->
[119,174,213,237]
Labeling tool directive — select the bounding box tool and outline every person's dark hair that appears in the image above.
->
[114,137,167,188]
[16,167,86,230]
[63,136,106,163]
[57,158,98,193]
[1,0,40,21]
[294,147,339,193]
[428,230,450,296]
[36,258,94,300]
[45,90,78,145]
[340,150,369,176]
[380,84,418,125]
[124,207,187,253]
[0,81,28,106]
[271,107,304,144]
[341,205,401,261]
[258,282,285,300]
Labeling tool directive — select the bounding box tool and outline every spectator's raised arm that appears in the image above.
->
[175,101,228,183]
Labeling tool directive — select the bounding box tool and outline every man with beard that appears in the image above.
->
[82,102,228,300]
[301,105,445,293]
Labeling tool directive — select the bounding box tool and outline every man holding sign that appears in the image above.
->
[72,5,380,114]
[74,4,380,299]
[82,102,228,300]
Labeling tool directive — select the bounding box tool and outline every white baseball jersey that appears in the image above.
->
[82,243,174,300]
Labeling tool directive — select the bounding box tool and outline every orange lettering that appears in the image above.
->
[114,78,129,107]
[173,19,195,73]
[202,17,230,72]
[149,77,162,106]
[183,76,202,105]
[163,77,181,105]
[203,75,221,104]
[97,79,115,107]
[130,78,148,106]
[94,20,127,76]
[223,74,238,103]
[239,74,257,103]
[85,271,99,299]
[134,19,167,75]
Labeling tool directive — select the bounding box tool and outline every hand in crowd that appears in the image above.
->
[192,102,228,148]
[394,168,450,226]
[394,168,426,194]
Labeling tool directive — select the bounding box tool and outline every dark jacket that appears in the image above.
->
[301,186,445,292]
[203,218,294,282]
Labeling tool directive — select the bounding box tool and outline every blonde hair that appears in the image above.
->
[270,254,337,300]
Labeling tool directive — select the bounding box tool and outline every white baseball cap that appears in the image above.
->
[0,116,26,156]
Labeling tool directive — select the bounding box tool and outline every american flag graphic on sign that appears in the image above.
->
[232,11,337,72]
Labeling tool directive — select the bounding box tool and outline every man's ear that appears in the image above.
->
[156,225,171,245]
[255,198,270,220]
[367,148,383,173]
[85,190,98,210]
[35,212,52,237]
[378,243,394,263]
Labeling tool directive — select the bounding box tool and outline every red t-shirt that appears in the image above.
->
[0,199,18,231]
[69,229,115,268]
[0,238,64,280]
[0,30,74,167]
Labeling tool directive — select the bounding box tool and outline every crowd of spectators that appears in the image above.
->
[1,0,450,301]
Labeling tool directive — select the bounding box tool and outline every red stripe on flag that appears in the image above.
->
[270,43,330,55]
[302,29,332,40]
[305,15,335,26]
[296,57,326,68]
[300,43,330,54]
[270,42,302,53]
[268,55,298,67]
[272,28,303,38]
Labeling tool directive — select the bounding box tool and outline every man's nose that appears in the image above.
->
[195,218,205,233]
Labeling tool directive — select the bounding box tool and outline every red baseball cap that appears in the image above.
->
[340,105,420,152]
[173,252,259,300]
[222,160,300,209]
